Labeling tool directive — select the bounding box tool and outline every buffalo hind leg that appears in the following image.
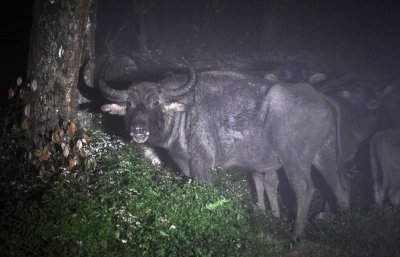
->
[314,151,351,212]
[389,185,400,205]
[370,146,386,205]
[283,162,315,240]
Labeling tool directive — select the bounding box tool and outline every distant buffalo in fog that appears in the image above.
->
[370,129,400,205]
[263,61,326,85]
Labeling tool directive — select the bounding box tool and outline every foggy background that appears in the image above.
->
[97,0,400,75]
[1,0,400,102]
[0,0,399,236]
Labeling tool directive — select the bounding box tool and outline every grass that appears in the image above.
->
[1,129,400,256]
[0,130,284,256]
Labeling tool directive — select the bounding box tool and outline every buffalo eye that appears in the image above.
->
[153,100,160,107]
[127,101,135,109]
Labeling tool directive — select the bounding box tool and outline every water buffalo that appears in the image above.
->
[377,81,400,129]
[370,129,400,205]
[323,79,383,166]
[263,61,327,85]
[98,58,349,239]
[256,72,383,216]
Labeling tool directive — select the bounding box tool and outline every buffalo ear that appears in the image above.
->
[101,103,126,115]
[382,85,395,96]
[308,73,327,84]
[336,90,352,99]
[162,102,186,114]
[366,99,381,110]
[264,73,280,83]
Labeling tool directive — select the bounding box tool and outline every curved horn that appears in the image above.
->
[163,57,197,100]
[98,58,128,103]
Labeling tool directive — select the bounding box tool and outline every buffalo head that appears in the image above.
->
[99,58,197,144]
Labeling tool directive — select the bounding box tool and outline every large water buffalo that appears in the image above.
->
[98,58,349,239]
[258,68,384,215]
[263,61,327,85]
[370,129,400,205]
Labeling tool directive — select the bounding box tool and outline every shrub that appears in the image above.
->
[5,130,400,257]
[0,132,283,257]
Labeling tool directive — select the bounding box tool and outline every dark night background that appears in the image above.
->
[97,0,400,73]
[1,0,400,103]
[1,2,400,254]
[0,1,33,103]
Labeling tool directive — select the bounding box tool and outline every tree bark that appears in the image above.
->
[262,0,281,53]
[132,0,160,54]
[27,0,95,134]
[78,0,98,129]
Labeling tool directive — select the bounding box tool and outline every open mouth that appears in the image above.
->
[131,132,149,143]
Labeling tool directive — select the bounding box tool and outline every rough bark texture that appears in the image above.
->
[77,0,98,129]
[82,0,97,89]
[262,0,280,53]
[27,0,95,134]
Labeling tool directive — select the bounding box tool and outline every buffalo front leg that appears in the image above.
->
[253,172,267,210]
[171,153,192,178]
[189,154,214,184]
[253,171,280,217]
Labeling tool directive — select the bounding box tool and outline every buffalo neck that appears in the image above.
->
[151,111,187,150]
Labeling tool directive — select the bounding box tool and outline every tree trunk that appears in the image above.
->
[78,0,98,129]
[27,0,95,134]
[133,0,153,54]
[262,0,281,53]
[137,13,148,54]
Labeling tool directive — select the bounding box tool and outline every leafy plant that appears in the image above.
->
[3,78,400,256]
[0,132,284,256]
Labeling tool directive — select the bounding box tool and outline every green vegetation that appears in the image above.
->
[1,127,400,256]
[303,207,400,257]
[0,130,285,257]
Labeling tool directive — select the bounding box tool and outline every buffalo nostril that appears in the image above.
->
[130,120,148,136]
[129,122,150,143]
[132,125,144,134]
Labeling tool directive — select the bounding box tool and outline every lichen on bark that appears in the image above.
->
[27,0,95,134]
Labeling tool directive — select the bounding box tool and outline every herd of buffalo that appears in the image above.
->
[97,58,400,239]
